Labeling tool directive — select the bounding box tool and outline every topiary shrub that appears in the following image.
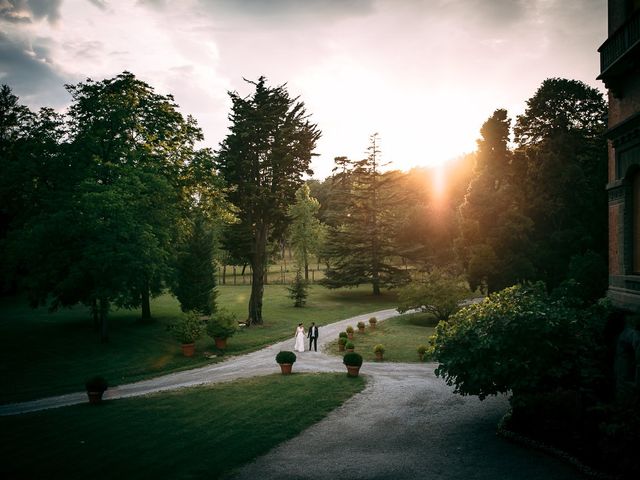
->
[417,345,428,355]
[343,352,363,367]
[85,375,108,393]
[276,351,297,364]
[339,331,348,339]
[369,317,377,326]
[357,321,365,329]
[206,309,237,340]
[345,341,354,350]
[374,344,385,354]
[168,311,205,344]
[338,337,347,346]
[346,326,354,334]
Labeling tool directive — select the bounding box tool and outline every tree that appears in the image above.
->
[457,110,535,293]
[322,134,409,295]
[288,183,326,280]
[514,78,607,290]
[287,269,308,307]
[173,213,217,316]
[215,77,321,325]
[397,270,471,321]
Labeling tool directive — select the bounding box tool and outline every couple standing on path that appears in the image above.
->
[294,322,318,353]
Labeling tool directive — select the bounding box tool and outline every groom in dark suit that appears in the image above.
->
[308,322,319,351]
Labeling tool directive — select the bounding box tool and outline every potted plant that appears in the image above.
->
[338,336,347,351]
[417,344,428,361]
[339,331,348,340]
[357,321,365,333]
[275,350,297,375]
[346,325,354,340]
[369,316,378,329]
[169,311,205,357]
[345,340,355,352]
[343,352,363,377]
[206,309,237,350]
[374,344,385,361]
[85,376,108,404]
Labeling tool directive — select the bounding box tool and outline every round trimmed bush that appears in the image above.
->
[343,352,363,367]
[417,345,428,355]
[374,344,385,354]
[346,326,354,334]
[339,332,348,339]
[369,317,377,325]
[357,321,365,329]
[85,375,108,393]
[275,351,297,364]
[338,337,347,346]
[345,341,355,350]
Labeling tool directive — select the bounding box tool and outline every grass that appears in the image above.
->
[0,373,365,480]
[326,312,438,363]
[0,284,396,404]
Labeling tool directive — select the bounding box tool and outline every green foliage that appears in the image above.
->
[343,352,363,367]
[431,283,608,401]
[339,331,348,339]
[173,213,218,315]
[345,341,355,350]
[206,309,237,340]
[321,134,410,295]
[169,311,205,344]
[397,270,471,321]
[357,321,365,329]
[288,184,327,279]
[417,345,428,355]
[275,350,297,364]
[368,317,377,325]
[338,337,347,346]
[84,376,108,393]
[346,326,354,333]
[373,344,385,354]
[215,76,321,324]
[287,269,308,307]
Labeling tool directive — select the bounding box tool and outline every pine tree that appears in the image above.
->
[287,269,308,307]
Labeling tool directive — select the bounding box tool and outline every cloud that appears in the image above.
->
[87,0,108,10]
[0,0,63,24]
[0,32,69,108]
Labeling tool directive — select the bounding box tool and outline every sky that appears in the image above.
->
[0,0,607,179]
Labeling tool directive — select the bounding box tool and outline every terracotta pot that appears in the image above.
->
[338,343,345,351]
[214,337,227,349]
[347,332,354,340]
[358,327,365,333]
[279,363,293,375]
[346,365,361,377]
[369,323,376,330]
[87,391,104,404]
[181,343,196,357]
[375,351,383,361]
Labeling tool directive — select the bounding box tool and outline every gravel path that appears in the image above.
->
[1,308,584,480]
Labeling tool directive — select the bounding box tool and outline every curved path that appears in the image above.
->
[1,309,583,480]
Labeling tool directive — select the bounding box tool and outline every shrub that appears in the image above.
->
[339,331,348,339]
[206,309,237,340]
[369,317,377,325]
[431,282,608,401]
[343,352,363,367]
[85,376,108,393]
[275,351,297,364]
[168,311,205,344]
[346,326,354,334]
[345,341,354,350]
[357,321,365,329]
[417,345,428,355]
[338,337,347,346]
[374,344,385,354]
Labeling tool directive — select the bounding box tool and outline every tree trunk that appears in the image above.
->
[91,298,99,329]
[99,297,109,343]
[222,264,227,285]
[140,281,152,323]
[247,225,268,325]
[304,260,309,281]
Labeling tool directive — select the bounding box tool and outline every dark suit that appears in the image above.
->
[307,325,319,351]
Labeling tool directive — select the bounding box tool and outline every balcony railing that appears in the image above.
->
[599,9,640,75]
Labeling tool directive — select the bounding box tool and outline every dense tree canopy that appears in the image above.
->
[215,77,321,324]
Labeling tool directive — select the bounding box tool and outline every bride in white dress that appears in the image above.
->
[294,323,305,352]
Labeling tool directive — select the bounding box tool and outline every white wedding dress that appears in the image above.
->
[294,326,305,352]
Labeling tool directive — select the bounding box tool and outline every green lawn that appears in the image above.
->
[0,285,396,403]
[326,312,437,362]
[0,373,365,480]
